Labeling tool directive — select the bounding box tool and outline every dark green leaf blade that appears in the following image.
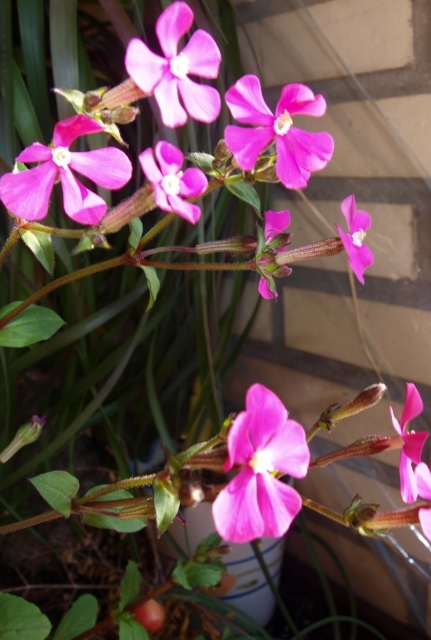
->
[29,471,79,517]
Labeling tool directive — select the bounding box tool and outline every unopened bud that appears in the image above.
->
[328,383,387,424]
[196,236,256,255]
[343,494,384,537]
[0,416,45,463]
[213,140,231,168]
[178,482,206,507]
[83,89,104,110]
[99,106,139,126]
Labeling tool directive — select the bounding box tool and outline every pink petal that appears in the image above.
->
[418,507,431,542]
[224,125,274,171]
[401,383,424,429]
[348,244,374,285]
[60,167,107,225]
[256,474,302,537]
[182,30,221,79]
[179,168,208,198]
[155,141,184,176]
[351,209,372,234]
[125,38,167,94]
[178,77,221,123]
[0,162,57,221]
[264,210,291,240]
[53,115,105,148]
[399,450,417,503]
[403,431,428,464]
[267,419,310,478]
[167,193,201,224]
[70,148,132,189]
[415,462,431,500]
[153,183,171,211]
[223,410,254,470]
[389,406,402,436]
[245,383,288,450]
[275,136,308,189]
[17,142,51,163]
[225,75,274,126]
[277,84,327,117]
[340,195,357,231]
[287,127,334,172]
[258,276,277,300]
[212,468,264,543]
[154,76,187,128]
[156,1,193,59]
[139,148,163,184]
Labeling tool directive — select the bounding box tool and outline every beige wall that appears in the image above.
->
[226,0,431,633]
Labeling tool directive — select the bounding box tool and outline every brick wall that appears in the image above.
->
[225,0,431,633]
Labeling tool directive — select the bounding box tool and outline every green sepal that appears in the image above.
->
[153,477,180,536]
[0,302,65,348]
[186,152,218,176]
[53,594,98,640]
[29,471,79,517]
[225,180,260,214]
[119,561,142,613]
[19,229,55,275]
[0,593,51,640]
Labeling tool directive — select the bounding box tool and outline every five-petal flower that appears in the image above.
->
[212,383,310,543]
[334,194,374,284]
[125,1,221,128]
[224,75,334,190]
[390,383,428,503]
[139,141,208,224]
[0,115,132,225]
[257,209,291,300]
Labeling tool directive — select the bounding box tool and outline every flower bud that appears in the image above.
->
[99,106,139,126]
[0,415,45,463]
[83,89,104,110]
[98,185,155,235]
[328,383,387,424]
[213,140,231,168]
[196,235,256,255]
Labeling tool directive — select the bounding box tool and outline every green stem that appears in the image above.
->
[137,212,176,250]
[139,258,255,272]
[0,509,63,534]
[306,421,321,442]
[0,253,130,331]
[301,495,349,528]
[0,226,20,270]
[140,245,198,259]
[22,222,84,238]
[75,473,157,504]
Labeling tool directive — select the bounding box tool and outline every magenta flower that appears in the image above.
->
[334,195,374,284]
[212,383,310,543]
[414,463,431,541]
[125,2,221,128]
[224,75,334,190]
[0,115,132,225]
[258,209,291,300]
[390,383,428,503]
[140,141,208,224]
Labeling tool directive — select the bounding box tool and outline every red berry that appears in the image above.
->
[131,599,166,634]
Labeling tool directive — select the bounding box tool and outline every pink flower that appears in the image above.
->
[125,2,221,128]
[224,75,334,189]
[390,383,428,503]
[414,463,431,541]
[334,195,374,284]
[0,115,132,225]
[212,383,310,543]
[139,141,208,224]
[258,210,291,300]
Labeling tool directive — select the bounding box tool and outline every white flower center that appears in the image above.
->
[161,171,183,195]
[52,146,71,167]
[250,447,274,475]
[170,53,190,79]
[352,228,366,247]
[274,111,293,136]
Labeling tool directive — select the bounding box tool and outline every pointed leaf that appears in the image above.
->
[53,594,98,640]
[118,615,148,640]
[225,180,260,214]
[119,561,142,612]
[0,302,65,347]
[153,477,180,535]
[139,266,160,312]
[19,229,55,275]
[128,219,143,251]
[0,593,51,640]
[30,471,79,517]
[186,152,217,176]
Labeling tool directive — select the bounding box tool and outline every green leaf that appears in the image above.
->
[186,152,217,176]
[53,594,98,640]
[0,303,65,347]
[139,266,160,312]
[119,561,142,613]
[83,486,147,533]
[118,615,148,640]
[0,593,51,640]
[30,471,79,517]
[19,229,55,275]
[225,180,260,214]
[128,219,143,251]
[153,477,180,536]
[173,560,223,590]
